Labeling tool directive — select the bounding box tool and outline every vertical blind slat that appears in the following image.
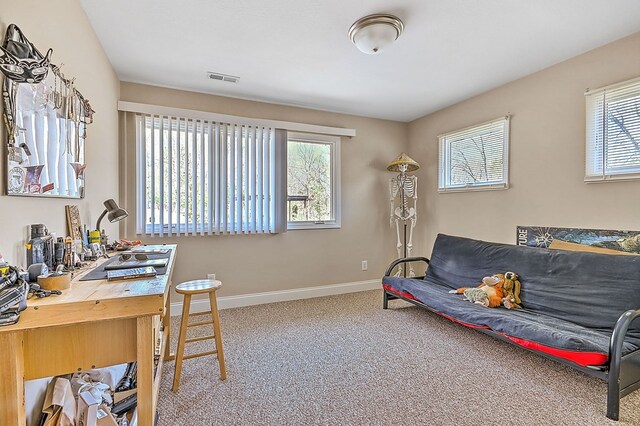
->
[250,127,257,233]
[184,119,190,236]
[150,115,156,237]
[167,117,173,237]
[264,127,271,232]
[138,116,146,234]
[200,120,206,236]
[236,125,243,233]
[221,124,227,233]
[229,124,236,234]
[159,116,165,237]
[191,120,198,235]
[244,127,250,232]
[176,118,181,235]
[269,128,276,230]
[214,125,220,234]
[257,127,263,233]
[207,122,213,235]
[243,127,250,232]
[222,125,227,233]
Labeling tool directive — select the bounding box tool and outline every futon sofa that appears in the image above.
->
[382,234,640,421]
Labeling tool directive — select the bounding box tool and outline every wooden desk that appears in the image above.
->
[0,245,177,426]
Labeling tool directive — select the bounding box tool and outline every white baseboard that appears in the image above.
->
[170,279,380,315]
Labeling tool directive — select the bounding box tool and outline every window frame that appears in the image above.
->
[585,76,640,182]
[438,116,510,193]
[286,132,341,230]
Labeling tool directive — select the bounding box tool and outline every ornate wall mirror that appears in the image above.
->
[1,24,93,199]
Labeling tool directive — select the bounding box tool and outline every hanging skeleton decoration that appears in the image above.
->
[388,153,420,277]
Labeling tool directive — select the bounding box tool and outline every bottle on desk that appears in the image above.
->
[64,236,73,269]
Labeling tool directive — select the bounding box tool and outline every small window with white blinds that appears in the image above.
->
[585,77,640,182]
[438,116,510,192]
[135,114,287,236]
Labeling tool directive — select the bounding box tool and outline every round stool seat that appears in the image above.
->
[175,279,222,295]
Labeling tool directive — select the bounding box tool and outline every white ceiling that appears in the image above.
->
[81,0,640,122]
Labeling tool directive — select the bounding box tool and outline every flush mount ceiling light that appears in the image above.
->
[349,13,404,55]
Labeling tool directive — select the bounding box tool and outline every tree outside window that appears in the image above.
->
[287,140,332,222]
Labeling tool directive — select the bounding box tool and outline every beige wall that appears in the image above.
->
[0,0,120,265]
[119,83,407,298]
[408,32,640,257]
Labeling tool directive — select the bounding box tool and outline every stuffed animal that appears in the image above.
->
[500,271,522,309]
[449,273,520,308]
[461,287,490,306]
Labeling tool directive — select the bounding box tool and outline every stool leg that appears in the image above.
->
[172,293,191,392]
[208,291,227,380]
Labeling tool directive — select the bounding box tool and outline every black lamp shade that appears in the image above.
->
[96,199,129,231]
[104,199,128,222]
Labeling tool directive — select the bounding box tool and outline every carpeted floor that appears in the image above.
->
[157,290,640,425]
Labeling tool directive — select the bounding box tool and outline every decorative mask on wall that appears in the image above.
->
[0,24,52,84]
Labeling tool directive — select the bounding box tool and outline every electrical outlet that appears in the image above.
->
[361,260,368,271]
[207,273,216,280]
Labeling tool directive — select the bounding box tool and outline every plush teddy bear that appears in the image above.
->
[500,271,522,309]
[449,272,522,309]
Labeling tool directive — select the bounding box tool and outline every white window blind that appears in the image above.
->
[585,77,640,182]
[135,114,287,236]
[438,116,510,192]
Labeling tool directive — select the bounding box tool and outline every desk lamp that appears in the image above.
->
[96,199,128,234]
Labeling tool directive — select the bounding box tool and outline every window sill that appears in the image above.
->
[287,221,341,230]
[585,174,640,183]
[438,183,509,193]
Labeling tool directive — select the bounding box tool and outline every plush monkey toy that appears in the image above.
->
[500,271,522,309]
[449,272,521,309]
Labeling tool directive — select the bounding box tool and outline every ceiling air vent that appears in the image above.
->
[207,72,240,84]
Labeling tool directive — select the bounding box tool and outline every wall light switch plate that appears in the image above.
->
[361,260,368,271]
[207,273,216,280]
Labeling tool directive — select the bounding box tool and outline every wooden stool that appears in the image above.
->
[172,279,227,392]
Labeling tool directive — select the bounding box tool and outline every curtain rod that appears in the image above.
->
[117,101,356,138]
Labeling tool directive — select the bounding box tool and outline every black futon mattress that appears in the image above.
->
[382,234,640,367]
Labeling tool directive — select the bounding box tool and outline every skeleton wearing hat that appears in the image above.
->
[388,153,420,277]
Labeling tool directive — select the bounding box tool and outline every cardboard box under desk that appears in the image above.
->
[153,314,163,356]
[77,391,99,426]
[114,388,137,404]
[96,404,118,426]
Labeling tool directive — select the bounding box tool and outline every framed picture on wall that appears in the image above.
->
[516,225,640,255]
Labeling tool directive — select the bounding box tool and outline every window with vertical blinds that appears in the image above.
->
[438,116,510,192]
[585,77,640,182]
[135,114,287,235]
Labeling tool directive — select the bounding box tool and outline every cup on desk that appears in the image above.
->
[89,230,101,245]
